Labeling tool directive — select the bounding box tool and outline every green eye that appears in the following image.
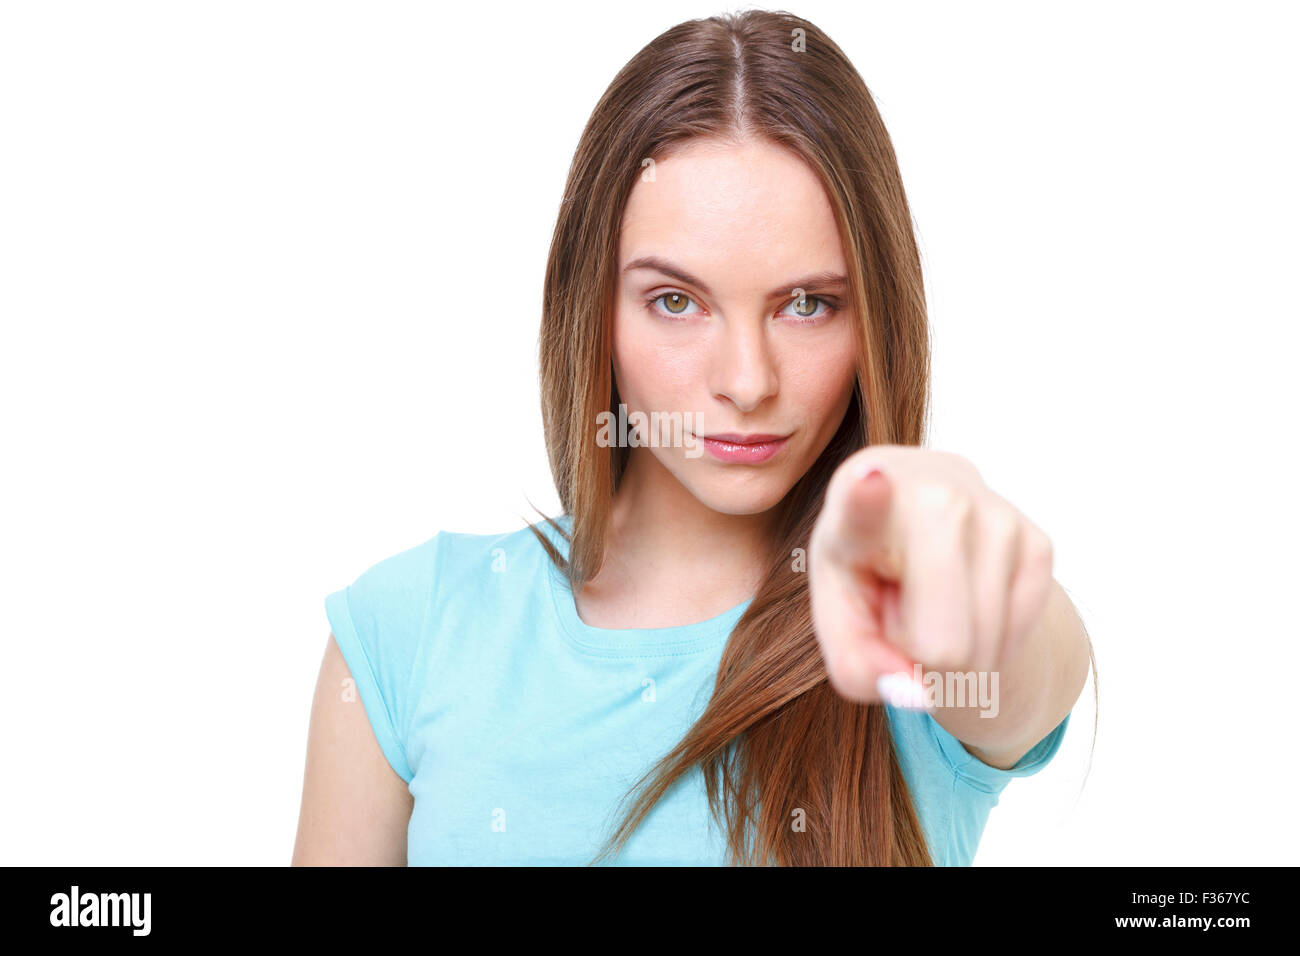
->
[648,292,701,317]
[792,295,819,316]
[662,293,691,314]
[782,293,834,322]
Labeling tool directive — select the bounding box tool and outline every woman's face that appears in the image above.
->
[612,135,860,516]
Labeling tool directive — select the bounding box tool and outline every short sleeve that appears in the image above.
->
[928,709,1072,794]
[323,534,441,784]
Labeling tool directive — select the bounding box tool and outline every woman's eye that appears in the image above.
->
[649,292,702,317]
[780,294,834,322]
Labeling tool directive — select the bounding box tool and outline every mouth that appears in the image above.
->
[696,432,791,464]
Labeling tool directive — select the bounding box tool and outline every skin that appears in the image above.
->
[291,134,1090,864]
[809,447,1090,767]
[292,635,410,865]
[576,135,859,628]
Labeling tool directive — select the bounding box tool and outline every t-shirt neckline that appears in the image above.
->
[540,514,753,659]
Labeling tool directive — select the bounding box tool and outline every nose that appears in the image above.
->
[708,315,779,413]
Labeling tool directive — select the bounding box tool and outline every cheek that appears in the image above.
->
[780,327,859,421]
[612,311,703,408]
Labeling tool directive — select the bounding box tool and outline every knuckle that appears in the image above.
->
[1025,529,1054,572]
[985,506,1019,549]
[942,450,984,484]
[913,480,973,528]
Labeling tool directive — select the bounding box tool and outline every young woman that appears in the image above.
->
[292,9,1095,867]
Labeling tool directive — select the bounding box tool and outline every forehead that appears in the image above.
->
[619,137,846,286]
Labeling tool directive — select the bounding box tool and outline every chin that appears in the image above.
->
[681,475,793,516]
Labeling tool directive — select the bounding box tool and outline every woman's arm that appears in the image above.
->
[810,445,1090,767]
[936,577,1090,769]
[291,634,413,865]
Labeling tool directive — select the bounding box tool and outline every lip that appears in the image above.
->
[697,432,791,464]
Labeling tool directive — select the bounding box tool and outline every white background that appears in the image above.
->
[2,0,1296,865]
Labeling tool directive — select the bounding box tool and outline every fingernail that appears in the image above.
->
[877,672,932,710]
[854,461,886,483]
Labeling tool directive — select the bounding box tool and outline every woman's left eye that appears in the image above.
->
[779,294,836,323]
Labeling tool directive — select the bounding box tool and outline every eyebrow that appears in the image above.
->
[621,255,848,300]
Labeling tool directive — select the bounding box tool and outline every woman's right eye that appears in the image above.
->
[647,292,703,317]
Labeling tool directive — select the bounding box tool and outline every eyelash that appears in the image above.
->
[644,291,841,324]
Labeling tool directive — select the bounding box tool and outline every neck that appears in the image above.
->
[573,449,777,629]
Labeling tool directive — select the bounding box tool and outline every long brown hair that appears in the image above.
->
[532,9,1062,866]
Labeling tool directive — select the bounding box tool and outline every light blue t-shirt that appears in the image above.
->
[324,517,1070,866]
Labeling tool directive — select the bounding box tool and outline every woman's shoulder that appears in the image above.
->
[336,517,569,615]
[322,518,571,782]
[436,517,569,572]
